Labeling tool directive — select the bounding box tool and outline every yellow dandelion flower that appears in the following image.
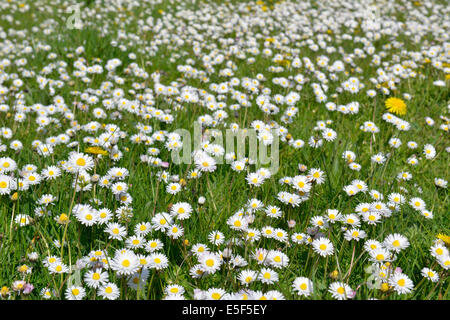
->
[437,234,450,246]
[85,146,108,156]
[385,97,407,115]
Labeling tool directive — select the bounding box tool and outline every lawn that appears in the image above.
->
[0,0,448,300]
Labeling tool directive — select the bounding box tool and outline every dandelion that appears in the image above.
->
[385,97,407,115]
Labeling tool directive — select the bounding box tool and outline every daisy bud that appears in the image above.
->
[23,283,34,295]
[1,286,10,298]
[287,220,296,228]
[330,270,339,279]
[348,290,357,299]
[161,161,169,168]
[198,196,206,205]
[380,282,390,292]
[10,192,19,201]
[222,248,233,258]
[183,239,189,246]
[179,178,186,186]
[91,174,100,183]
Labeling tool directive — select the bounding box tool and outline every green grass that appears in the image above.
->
[0,0,448,300]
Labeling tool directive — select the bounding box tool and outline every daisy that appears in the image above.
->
[43,255,62,268]
[111,182,128,195]
[208,230,225,245]
[291,233,307,244]
[343,214,361,227]
[292,175,312,192]
[371,153,386,164]
[251,249,269,266]
[389,273,414,294]
[364,240,383,253]
[191,243,210,257]
[328,282,354,300]
[151,213,172,231]
[348,162,361,171]
[65,286,86,300]
[84,269,108,289]
[247,198,264,212]
[246,172,264,187]
[312,237,335,257]
[227,215,248,231]
[41,166,61,180]
[0,175,13,195]
[267,250,289,268]
[310,216,328,229]
[166,182,181,195]
[369,248,392,263]
[167,224,184,239]
[110,249,140,276]
[261,225,275,239]
[48,261,70,275]
[388,193,405,205]
[165,284,186,296]
[420,209,434,219]
[258,268,279,284]
[430,243,449,259]
[97,208,113,225]
[128,269,149,290]
[389,137,402,148]
[344,228,367,241]
[325,209,342,223]
[148,253,169,270]
[265,205,282,218]
[292,277,313,297]
[15,214,32,226]
[125,235,146,250]
[238,270,258,286]
[277,191,302,207]
[434,178,447,188]
[0,157,17,172]
[322,128,337,141]
[199,252,222,274]
[273,228,289,242]
[145,239,164,253]
[134,222,152,236]
[437,254,450,270]
[308,168,326,184]
[421,267,439,282]
[76,208,98,226]
[351,179,368,192]
[343,185,359,196]
[362,211,382,225]
[383,234,409,252]
[170,202,192,220]
[195,154,217,172]
[98,282,120,300]
[409,197,426,211]
[68,152,95,172]
[407,141,418,149]
[204,288,227,300]
[105,222,127,240]
[41,288,54,299]
[423,143,436,160]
